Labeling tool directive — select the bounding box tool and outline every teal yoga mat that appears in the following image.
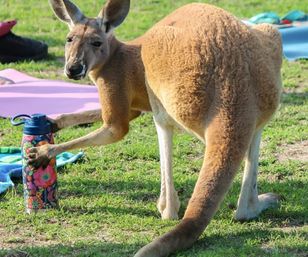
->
[0,147,84,194]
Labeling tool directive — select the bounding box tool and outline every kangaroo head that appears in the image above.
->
[49,0,130,80]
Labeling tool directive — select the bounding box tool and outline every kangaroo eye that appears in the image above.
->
[91,41,102,47]
[66,37,73,43]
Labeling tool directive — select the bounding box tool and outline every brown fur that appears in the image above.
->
[31,2,282,256]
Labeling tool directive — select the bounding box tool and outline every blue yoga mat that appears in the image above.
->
[0,148,84,194]
[279,26,308,61]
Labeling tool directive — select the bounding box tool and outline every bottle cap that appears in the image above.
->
[11,114,51,135]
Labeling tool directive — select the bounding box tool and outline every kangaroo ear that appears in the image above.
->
[49,0,86,28]
[97,0,130,34]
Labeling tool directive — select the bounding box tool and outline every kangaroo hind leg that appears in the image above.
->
[134,112,256,257]
[154,116,180,220]
[234,129,280,221]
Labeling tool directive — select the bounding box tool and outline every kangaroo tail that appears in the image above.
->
[134,115,254,257]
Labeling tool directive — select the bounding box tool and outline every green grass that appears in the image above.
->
[0,0,307,256]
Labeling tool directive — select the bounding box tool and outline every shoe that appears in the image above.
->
[281,10,308,24]
[0,32,48,64]
[0,20,17,37]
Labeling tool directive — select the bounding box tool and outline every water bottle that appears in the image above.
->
[11,114,58,213]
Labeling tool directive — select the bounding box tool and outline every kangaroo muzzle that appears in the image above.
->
[65,63,87,80]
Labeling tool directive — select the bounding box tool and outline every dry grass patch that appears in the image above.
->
[277,140,308,163]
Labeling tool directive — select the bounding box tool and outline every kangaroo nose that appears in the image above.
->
[67,64,84,76]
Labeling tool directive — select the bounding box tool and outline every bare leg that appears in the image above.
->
[234,129,280,221]
[154,117,180,220]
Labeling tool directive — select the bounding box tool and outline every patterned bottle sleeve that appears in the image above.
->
[22,133,58,213]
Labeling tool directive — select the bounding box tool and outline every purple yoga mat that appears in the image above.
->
[0,69,100,118]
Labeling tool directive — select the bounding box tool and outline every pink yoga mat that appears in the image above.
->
[0,69,100,118]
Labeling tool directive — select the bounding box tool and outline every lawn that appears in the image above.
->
[0,0,307,256]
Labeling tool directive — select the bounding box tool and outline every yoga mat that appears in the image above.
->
[279,26,308,61]
[243,20,308,61]
[0,69,100,118]
[0,147,84,194]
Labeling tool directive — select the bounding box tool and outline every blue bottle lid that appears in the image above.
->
[11,114,51,135]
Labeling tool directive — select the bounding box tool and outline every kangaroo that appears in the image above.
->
[28,0,283,256]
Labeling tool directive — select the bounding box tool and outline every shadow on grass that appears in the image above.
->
[2,164,306,223]
[281,92,308,106]
[59,177,161,200]
[0,242,141,257]
[58,174,307,223]
[1,173,306,256]
[61,201,159,218]
[1,227,306,257]
[176,227,308,257]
